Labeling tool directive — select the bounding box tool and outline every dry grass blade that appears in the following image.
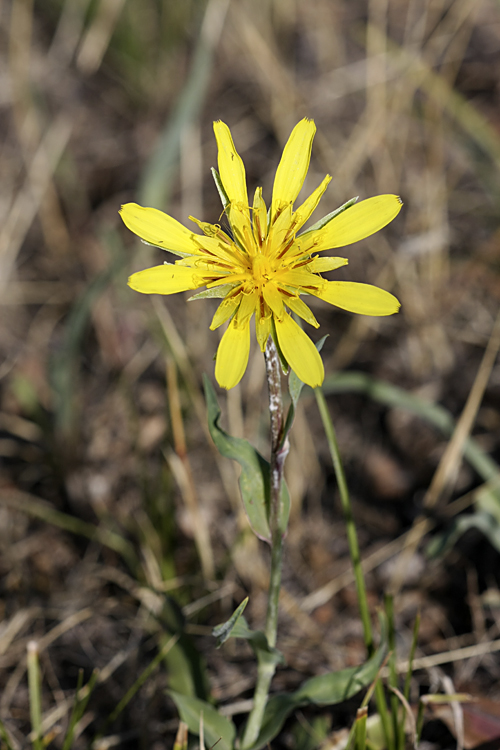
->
[0,609,93,713]
[0,116,72,295]
[106,634,178,725]
[397,637,500,673]
[388,685,417,750]
[424,310,500,509]
[3,0,500,745]
[152,296,241,509]
[0,608,40,657]
[174,721,189,750]
[0,490,138,570]
[76,0,126,75]
[390,309,500,595]
[166,357,215,580]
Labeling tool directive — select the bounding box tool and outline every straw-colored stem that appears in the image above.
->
[27,641,43,750]
[242,338,287,749]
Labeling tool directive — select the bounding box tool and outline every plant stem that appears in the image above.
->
[315,388,394,750]
[241,337,288,749]
[314,388,372,651]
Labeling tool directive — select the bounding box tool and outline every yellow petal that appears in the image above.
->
[284,295,319,328]
[256,314,272,351]
[274,314,324,387]
[267,203,293,255]
[292,174,332,232]
[120,203,201,255]
[213,121,248,207]
[213,121,252,251]
[210,296,240,329]
[128,264,204,294]
[252,187,268,245]
[305,195,403,251]
[307,256,348,273]
[271,119,316,221]
[277,268,322,289]
[237,290,258,325]
[263,282,285,320]
[215,319,250,389]
[313,281,400,316]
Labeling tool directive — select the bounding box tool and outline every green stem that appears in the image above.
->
[242,338,287,749]
[314,388,372,651]
[315,388,394,750]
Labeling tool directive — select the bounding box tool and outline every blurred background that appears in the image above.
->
[2,0,500,747]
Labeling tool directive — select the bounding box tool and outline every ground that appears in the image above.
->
[1,0,500,747]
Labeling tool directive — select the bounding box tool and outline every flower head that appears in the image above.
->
[121,119,402,389]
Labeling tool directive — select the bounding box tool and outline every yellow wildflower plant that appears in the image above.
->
[121,119,402,390]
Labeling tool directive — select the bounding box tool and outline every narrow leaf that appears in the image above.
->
[188,285,235,301]
[169,692,236,750]
[246,616,387,750]
[204,376,290,541]
[213,597,249,647]
[211,167,230,210]
[299,196,358,235]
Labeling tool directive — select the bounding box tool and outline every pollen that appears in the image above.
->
[251,254,274,286]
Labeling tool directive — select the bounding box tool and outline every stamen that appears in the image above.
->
[291,257,315,269]
[276,237,295,260]
[276,287,296,298]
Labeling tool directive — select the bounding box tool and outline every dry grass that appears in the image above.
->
[1,0,500,747]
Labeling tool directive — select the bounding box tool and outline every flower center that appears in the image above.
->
[251,254,274,285]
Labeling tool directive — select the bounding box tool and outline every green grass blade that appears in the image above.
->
[397,612,420,750]
[107,634,178,725]
[139,0,229,209]
[62,669,98,750]
[384,594,400,749]
[0,489,138,572]
[322,371,500,490]
[355,707,368,750]
[0,717,15,750]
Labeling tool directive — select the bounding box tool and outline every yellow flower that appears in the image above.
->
[121,119,402,390]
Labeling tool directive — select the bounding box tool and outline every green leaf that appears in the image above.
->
[213,597,249,647]
[245,617,387,750]
[291,714,331,750]
[168,692,236,750]
[188,285,235,301]
[211,167,230,210]
[299,196,358,235]
[476,483,500,524]
[204,376,290,541]
[158,598,210,700]
[140,239,191,258]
